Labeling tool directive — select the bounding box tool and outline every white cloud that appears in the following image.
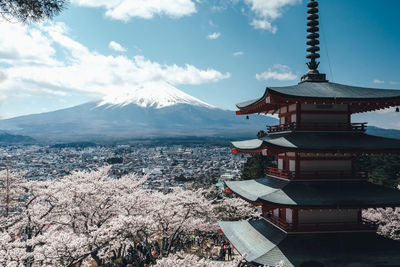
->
[109,41,127,52]
[256,64,297,81]
[373,79,385,84]
[0,71,7,83]
[71,0,197,21]
[390,81,399,85]
[244,0,301,33]
[250,19,277,33]
[0,22,230,103]
[233,51,244,56]
[0,23,59,66]
[207,32,221,40]
[209,20,217,27]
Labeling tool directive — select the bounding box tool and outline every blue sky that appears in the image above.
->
[0,0,399,125]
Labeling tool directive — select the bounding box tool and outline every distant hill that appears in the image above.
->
[366,126,400,139]
[50,142,97,148]
[0,132,35,143]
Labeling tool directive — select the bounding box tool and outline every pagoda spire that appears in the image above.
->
[301,0,327,83]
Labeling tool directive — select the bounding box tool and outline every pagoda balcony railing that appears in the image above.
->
[266,167,368,180]
[264,214,377,232]
[267,122,367,133]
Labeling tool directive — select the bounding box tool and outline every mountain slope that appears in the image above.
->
[0,131,35,143]
[0,101,276,142]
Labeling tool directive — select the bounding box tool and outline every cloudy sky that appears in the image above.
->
[0,0,399,120]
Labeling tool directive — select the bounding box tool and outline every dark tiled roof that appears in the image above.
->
[219,219,400,267]
[225,178,400,207]
[236,82,400,109]
[232,132,400,152]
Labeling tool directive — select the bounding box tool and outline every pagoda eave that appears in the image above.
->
[236,83,400,115]
[225,178,400,208]
[232,132,400,155]
[218,219,400,267]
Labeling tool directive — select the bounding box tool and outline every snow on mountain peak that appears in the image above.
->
[98,82,215,109]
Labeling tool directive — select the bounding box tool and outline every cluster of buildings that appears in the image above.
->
[0,144,247,191]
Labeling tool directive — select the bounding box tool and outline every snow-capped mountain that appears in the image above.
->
[0,87,276,142]
[98,82,214,109]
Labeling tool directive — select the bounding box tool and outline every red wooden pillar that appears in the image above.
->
[296,103,301,129]
[295,152,300,180]
[279,208,286,221]
[293,208,299,229]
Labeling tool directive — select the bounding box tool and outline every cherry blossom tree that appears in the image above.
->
[154,252,240,267]
[0,167,258,266]
[363,185,400,240]
[154,252,285,267]
[0,169,25,219]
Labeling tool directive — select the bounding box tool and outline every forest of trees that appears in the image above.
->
[357,154,400,188]
[240,154,275,181]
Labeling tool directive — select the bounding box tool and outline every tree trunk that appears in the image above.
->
[91,251,102,266]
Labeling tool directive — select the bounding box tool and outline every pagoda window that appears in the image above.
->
[299,153,351,159]
[300,103,350,126]
[280,116,286,125]
[289,160,296,172]
[278,158,284,170]
[301,113,349,124]
[286,152,295,157]
[280,106,288,114]
[301,104,348,112]
[286,208,293,223]
[273,208,279,217]
[279,208,286,220]
[288,104,297,112]
[298,209,359,224]
[300,159,352,172]
[291,114,297,123]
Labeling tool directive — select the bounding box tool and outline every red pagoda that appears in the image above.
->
[219,1,400,266]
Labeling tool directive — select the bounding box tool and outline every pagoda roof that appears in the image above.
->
[236,82,400,114]
[225,178,400,207]
[219,219,400,267]
[232,132,400,154]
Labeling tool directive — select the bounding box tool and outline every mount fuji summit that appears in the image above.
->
[0,84,276,142]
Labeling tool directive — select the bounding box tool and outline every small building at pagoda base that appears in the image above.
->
[218,0,400,266]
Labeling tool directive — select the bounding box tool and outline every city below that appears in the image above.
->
[0,143,247,191]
